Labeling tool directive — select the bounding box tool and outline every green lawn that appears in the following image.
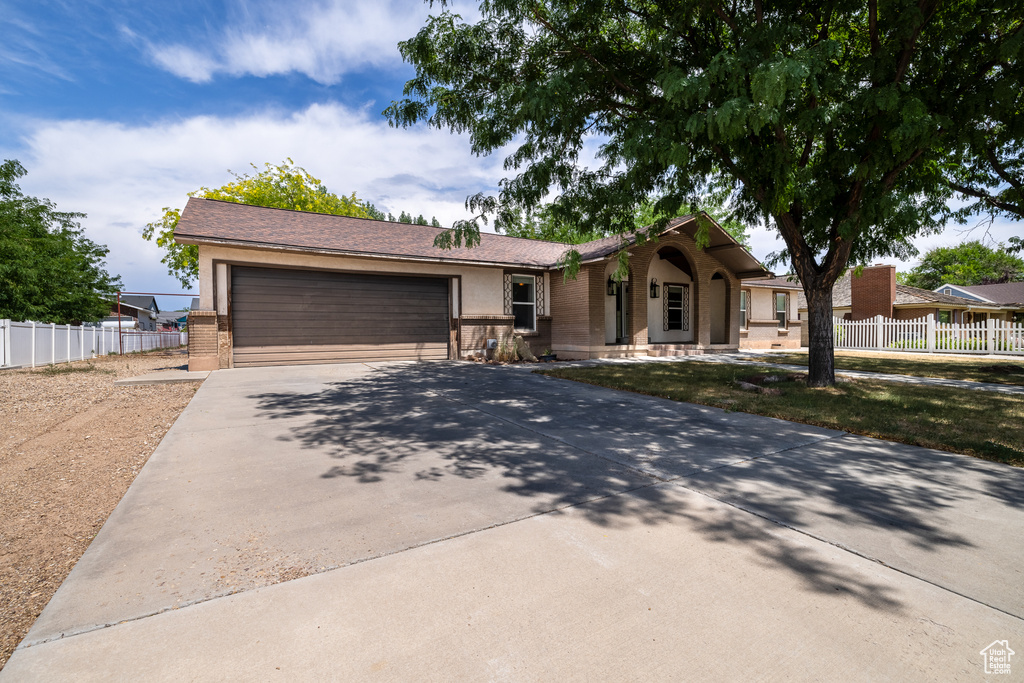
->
[750,350,1024,386]
[539,362,1024,467]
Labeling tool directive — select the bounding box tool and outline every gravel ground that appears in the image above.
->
[0,349,200,670]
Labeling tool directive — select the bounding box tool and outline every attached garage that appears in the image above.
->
[230,266,451,367]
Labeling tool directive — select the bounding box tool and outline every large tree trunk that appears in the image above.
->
[804,284,836,387]
[773,210,852,388]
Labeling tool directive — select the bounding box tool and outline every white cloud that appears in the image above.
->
[5,100,1020,306]
[4,102,508,303]
[142,1,439,84]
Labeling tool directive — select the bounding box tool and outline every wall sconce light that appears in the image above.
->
[650,278,660,298]
[607,277,617,296]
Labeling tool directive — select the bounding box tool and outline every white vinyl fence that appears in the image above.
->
[0,320,188,369]
[833,315,1024,355]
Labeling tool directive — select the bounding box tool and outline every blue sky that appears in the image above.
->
[1,0,1020,312]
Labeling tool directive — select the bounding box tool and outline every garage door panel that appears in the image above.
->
[231,266,451,366]
[233,343,449,367]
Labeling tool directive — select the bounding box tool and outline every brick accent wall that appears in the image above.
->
[548,233,746,357]
[549,268,592,358]
[458,315,551,359]
[187,310,219,371]
[460,315,513,357]
[627,233,740,348]
[851,265,895,320]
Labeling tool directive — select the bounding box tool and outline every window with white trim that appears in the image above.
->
[511,275,536,331]
[740,290,749,329]
[776,292,788,329]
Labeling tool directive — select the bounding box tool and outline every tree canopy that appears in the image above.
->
[145,160,378,287]
[146,160,448,287]
[0,159,121,324]
[387,0,1023,385]
[500,196,751,247]
[900,241,1024,289]
[364,204,443,226]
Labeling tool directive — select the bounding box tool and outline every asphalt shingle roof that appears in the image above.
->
[955,282,1024,306]
[173,198,770,276]
[796,272,1005,310]
[743,275,801,290]
[119,295,159,313]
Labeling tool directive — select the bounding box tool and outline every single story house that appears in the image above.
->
[932,282,1024,323]
[104,295,159,331]
[795,264,1016,344]
[737,276,803,349]
[156,311,188,331]
[173,198,773,370]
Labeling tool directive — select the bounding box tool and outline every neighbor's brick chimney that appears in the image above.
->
[850,264,896,320]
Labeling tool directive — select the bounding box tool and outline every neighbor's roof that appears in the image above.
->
[797,272,1005,310]
[173,198,770,276]
[953,282,1024,306]
[895,285,988,307]
[743,275,801,289]
[119,295,159,312]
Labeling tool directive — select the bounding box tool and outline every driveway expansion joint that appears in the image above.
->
[17,478,672,652]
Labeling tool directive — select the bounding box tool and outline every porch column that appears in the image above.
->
[629,260,650,346]
[697,273,712,347]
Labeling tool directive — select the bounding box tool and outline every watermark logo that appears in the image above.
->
[981,640,1014,675]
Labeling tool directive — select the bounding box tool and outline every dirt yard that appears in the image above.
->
[0,349,200,669]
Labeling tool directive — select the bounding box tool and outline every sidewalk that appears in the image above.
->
[540,351,1024,395]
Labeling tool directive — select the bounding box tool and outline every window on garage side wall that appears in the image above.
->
[512,275,536,331]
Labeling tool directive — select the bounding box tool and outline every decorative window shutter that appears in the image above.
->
[503,273,513,315]
[682,284,690,331]
[663,291,670,332]
[535,275,545,316]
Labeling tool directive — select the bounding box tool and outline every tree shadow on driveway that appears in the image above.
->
[246,361,1024,616]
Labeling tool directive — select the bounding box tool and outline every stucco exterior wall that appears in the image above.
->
[196,244,518,317]
[740,286,801,349]
[645,257,694,344]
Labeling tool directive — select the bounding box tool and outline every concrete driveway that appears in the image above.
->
[4,362,1023,680]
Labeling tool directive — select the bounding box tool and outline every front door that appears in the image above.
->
[615,281,630,344]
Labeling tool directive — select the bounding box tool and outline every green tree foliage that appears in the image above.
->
[0,160,121,323]
[500,196,751,247]
[943,83,1023,222]
[902,241,1024,289]
[144,160,376,287]
[387,0,1022,385]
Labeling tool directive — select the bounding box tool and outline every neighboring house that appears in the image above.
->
[173,198,772,371]
[738,276,803,349]
[933,282,1024,323]
[795,264,1016,344]
[156,311,188,330]
[103,295,160,331]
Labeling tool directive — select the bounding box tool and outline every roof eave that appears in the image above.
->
[174,235,554,270]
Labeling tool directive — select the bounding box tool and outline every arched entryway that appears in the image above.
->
[646,246,696,344]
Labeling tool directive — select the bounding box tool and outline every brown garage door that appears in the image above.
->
[231,266,450,367]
